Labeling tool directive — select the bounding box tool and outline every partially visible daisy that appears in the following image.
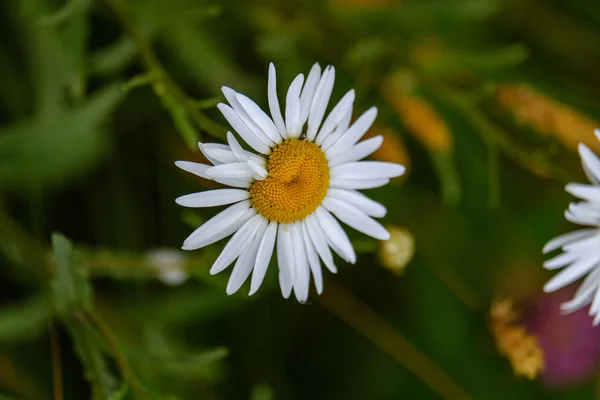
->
[175,63,405,301]
[543,128,600,324]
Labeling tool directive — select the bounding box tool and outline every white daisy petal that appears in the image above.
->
[277,224,295,298]
[590,286,600,319]
[334,106,353,136]
[183,208,256,251]
[199,143,237,165]
[543,251,581,270]
[175,161,211,179]
[315,206,356,264]
[205,162,254,179]
[247,159,268,180]
[182,201,253,250]
[218,103,271,154]
[226,132,248,162]
[543,255,600,293]
[236,92,282,145]
[323,197,390,240]
[325,107,378,158]
[315,90,355,145]
[299,63,322,126]
[268,63,288,138]
[543,228,597,253]
[562,233,600,253]
[302,221,324,294]
[250,221,278,295]
[579,143,600,185]
[330,177,390,190]
[307,66,335,141]
[331,161,405,181]
[226,216,268,295]
[210,214,264,275]
[326,188,387,218]
[176,189,250,208]
[222,87,275,147]
[328,135,383,166]
[566,183,600,202]
[561,267,600,313]
[291,222,310,302]
[565,209,600,226]
[305,214,337,273]
[285,74,305,138]
[561,290,594,314]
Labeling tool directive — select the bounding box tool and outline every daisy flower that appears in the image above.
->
[543,129,600,324]
[175,63,405,301]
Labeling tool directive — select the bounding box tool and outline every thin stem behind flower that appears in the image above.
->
[320,281,472,400]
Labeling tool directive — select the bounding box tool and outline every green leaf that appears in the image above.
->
[51,233,92,317]
[67,322,119,400]
[91,37,138,76]
[0,295,51,343]
[0,84,123,192]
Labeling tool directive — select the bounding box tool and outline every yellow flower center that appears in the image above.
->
[250,139,330,223]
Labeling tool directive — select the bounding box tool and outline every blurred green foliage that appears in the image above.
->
[2,0,600,399]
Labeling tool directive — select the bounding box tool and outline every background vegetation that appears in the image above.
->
[1,0,600,398]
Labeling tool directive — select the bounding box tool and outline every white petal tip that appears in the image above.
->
[542,282,558,293]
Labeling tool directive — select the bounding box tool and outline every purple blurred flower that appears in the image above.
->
[525,286,600,388]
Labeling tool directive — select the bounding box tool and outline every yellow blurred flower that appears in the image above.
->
[496,84,600,153]
[490,299,545,380]
[379,226,415,275]
[381,71,453,153]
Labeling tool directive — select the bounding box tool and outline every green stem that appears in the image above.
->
[320,282,472,400]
